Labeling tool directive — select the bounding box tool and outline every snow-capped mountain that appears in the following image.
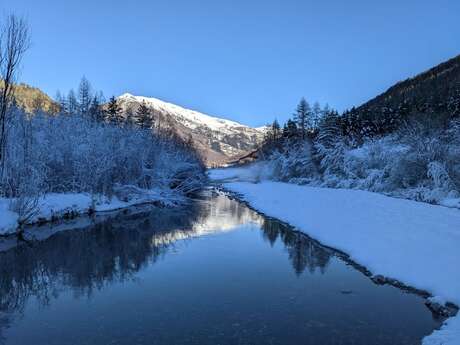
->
[117,93,265,166]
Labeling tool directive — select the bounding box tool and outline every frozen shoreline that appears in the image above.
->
[209,168,460,345]
[0,188,184,236]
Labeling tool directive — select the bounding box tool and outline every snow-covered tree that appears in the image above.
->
[312,101,322,130]
[55,90,67,113]
[293,98,311,139]
[78,76,92,116]
[316,110,341,148]
[124,105,136,128]
[283,119,298,139]
[271,119,281,141]
[67,89,78,114]
[105,96,123,125]
[88,92,105,122]
[1,106,205,202]
[136,100,153,129]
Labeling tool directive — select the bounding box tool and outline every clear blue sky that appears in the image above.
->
[2,0,460,126]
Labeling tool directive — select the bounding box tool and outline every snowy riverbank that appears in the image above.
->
[209,170,460,345]
[0,188,184,236]
[209,163,460,210]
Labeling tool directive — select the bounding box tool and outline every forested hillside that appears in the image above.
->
[341,54,460,139]
[251,54,460,208]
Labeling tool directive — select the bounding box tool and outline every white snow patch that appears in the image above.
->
[440,197,460,209]
[0,199,19,235]
[424,316,460,345]
[428,296,449,307]
[31,193,93,222]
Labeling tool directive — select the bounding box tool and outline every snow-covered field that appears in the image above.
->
[0,189,183,236]
[210,169,460,345]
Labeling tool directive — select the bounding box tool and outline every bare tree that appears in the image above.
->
[0,14,30,176]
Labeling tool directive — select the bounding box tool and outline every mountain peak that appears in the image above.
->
[118,92,136,99]
[116,93,265,166]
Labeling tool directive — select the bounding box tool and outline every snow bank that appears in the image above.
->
[208,162,274,182]
[0,189,183,235]
[31,193,93,223]
[425,316,460,345]
[218,180,460,345]
[0,199,19,235]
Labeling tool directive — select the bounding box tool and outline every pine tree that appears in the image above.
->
[124,106,136,128]
[105,96,123,125]
[78,76,92,116]
[55,90,67,114]
[272,119,281,142]
[322,103,331,117]
[283,119,298,138]
[263,119,283,150]
[135,100,153,129]
[67,89,78,115]
[293,98,311,139]
[88,92,104,122]
[282,122,288,137]
[315,109,346,176]
[317,110,341,148]
[312,101,321,129]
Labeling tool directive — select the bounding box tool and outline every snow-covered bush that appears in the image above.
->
[269,140,318,182]
[427,162,452,190]
[316,141,347,178]
[0,108,205,205]
[260,117,460,207]
[444,119,460,191]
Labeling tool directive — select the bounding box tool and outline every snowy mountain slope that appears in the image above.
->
[117,93,265,166]
[119,93,248,133]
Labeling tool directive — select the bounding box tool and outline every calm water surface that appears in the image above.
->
[0,191,440,345]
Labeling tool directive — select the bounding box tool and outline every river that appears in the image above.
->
[0,189,441,344]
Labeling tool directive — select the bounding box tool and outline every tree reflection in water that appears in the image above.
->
[261,217,332,275]
[0,192,332,342]
[0,201,208,342]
